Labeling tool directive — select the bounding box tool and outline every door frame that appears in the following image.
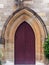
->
[1,7,47,63]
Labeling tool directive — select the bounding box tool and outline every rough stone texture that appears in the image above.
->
[2,9,46,63]
[0,0,49,33]
[0,0,49,64]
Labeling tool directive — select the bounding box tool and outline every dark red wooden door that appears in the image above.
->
[14,22,35,65]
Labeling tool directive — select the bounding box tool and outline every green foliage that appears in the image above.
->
[0,50,3,58]
[0,50,3,65]
[43,35,49,60]
[0,60,2,65]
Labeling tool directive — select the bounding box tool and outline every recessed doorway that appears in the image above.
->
[14,22,35,65]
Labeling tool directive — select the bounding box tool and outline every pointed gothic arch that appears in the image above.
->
[1,7,48,63]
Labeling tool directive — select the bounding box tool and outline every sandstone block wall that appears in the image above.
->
[0,0,49,63]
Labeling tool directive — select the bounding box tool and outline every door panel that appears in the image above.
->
[14,22,35,64]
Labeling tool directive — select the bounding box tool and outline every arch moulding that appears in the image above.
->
[1,7,47,63]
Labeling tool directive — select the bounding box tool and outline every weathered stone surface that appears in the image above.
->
[0,0,49,33]
[0,0,49,64]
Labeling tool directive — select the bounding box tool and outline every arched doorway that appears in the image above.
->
[14,22,35,64]
[1,7,47,63]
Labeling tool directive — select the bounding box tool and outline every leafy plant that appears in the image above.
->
[0,50,3,58]
[43,35,49,60]
[0,50,3,65]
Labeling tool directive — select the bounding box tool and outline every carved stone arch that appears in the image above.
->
[1,7,47,62]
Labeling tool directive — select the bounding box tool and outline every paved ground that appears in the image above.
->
[3,61,44,65]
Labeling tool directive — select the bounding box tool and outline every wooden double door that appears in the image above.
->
[14,22,35,65]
